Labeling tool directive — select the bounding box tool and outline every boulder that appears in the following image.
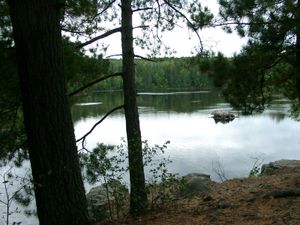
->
[178,173,213,198]
[211,110,235,124]
[261,159,300,175]
[86,180,128,221]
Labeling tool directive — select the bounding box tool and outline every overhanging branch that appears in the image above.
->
[132,7,153,12]
[76,25,149,49]
[91,0,117,21]
[69,72,122,97]
[105,54,157,62]
[211,20,277,28]
[61,27,88,35]
[134,54,157,62]
[76,105,124,144]
[76,27,122,49]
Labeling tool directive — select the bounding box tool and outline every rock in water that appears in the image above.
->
[211,110,235,124]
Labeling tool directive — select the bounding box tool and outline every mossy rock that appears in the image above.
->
[177,173,213,198]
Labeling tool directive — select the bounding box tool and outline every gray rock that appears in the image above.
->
[211,110,235,124]
[86,180,128,221]
[261,159,300,175]
[178,173,213,198]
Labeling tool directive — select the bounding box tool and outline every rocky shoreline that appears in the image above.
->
[93,159,300,225]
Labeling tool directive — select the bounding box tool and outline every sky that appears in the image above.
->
[100,0,248,58]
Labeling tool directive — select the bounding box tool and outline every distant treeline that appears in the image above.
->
[93,58,212,91]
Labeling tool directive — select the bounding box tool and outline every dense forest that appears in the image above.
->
[81,58,212,91]
[1,0,299,224]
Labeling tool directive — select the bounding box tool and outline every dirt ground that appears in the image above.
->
[99,167,300,225]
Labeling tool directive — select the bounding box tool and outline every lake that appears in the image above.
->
[72,89,300,183]
[1,89,300,225]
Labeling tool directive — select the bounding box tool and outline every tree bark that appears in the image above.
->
[7,1,88,225]
[121,0,148,215]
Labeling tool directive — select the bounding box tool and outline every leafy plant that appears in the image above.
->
[249,157,264,178]
[142,140,183,211]
[81,139,182,217]
[80,142,128,220]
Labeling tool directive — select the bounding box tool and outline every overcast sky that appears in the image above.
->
[100,0,247,58]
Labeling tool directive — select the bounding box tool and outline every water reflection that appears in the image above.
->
[71,89,225,122]
[72,90,300,182]
[71,91,124,121]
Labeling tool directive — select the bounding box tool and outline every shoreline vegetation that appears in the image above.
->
[67,58,213,94]
[2,0,299,224]
[94,159,300,225]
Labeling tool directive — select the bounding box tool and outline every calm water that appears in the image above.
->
[73,90,300,182]
[1,89,300,225]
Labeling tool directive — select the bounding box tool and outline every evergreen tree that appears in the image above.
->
[198,0,300,114]
[7,1,89,224]
[0,2,110,159]
[63,0,213,215]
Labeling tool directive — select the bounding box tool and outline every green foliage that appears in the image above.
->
[248,157,264,178]
[0,0,112,161]
[249,166,260,177]
[212,0,300,115]
[198,52,233,88]
[63,0,119,37]
[223,44,274,114]
[63,38,111,93]
[189,1,214,29]
[142,140,184,210]
[0,37,110,161]
[101,58,212,91]
[80,142,128,220]
[0,40,27,160]
[197,47,297,115]
[80,139,182,216]
[136,58,209,90]
[289,100,300,120]
[63,0,207,56]
[80,143,127,184]
[198,51,271,114]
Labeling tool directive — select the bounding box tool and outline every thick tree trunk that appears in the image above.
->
[8,1,88,225]
[121,0,148,215]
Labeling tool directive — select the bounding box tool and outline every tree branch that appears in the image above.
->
[162,0,203,52]
[210,20,277,28]
[133,25,150,30]
[155,0,162,29]
[76,27,122,49]
[105,54,157,61]
[106,54,123,58]
[69,72,123,97]
[61,27,88,35]
[134,54,157,62]
[132,7,153,12]
[76,105,124,144]
[91,0,117,21]
[77,25,149,49]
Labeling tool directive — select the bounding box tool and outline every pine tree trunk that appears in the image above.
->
[121,0,148,215]
[8,1,88,224]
